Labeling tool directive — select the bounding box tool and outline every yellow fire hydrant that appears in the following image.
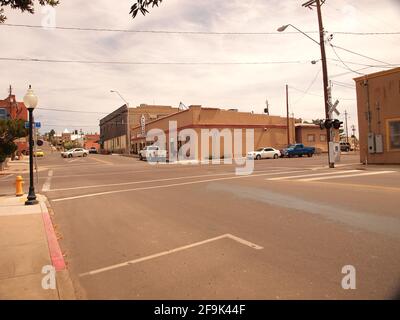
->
[15,176,24,197]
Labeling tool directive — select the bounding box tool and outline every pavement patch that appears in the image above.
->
[207,183,400,240]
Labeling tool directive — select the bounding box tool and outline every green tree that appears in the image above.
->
[130,0,163,18]
[0,119,28,165]
[0,0,59,23]
[63,140,82,151]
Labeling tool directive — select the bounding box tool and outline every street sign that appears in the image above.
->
[140,115,146,137]
[24,122,41,129]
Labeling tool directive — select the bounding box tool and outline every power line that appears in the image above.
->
[0,57,310,65]
[331,44,394,66]
[330,66,374,78]
[290,86,356,101]
[331,81,355,90]
[2,56,396,68]
[40,123,99,128]
[0,23,318,35]
[329,43,364,75]
[2,23,400,36]
[292,68,322,105]
[37,107,110,115]
[328,58,398,68]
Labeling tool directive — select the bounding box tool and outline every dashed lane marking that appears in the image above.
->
[90,157,114,165]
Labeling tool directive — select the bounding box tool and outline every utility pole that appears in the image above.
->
[352,125,357,150]
[344,110,349,143]
[303,0,334,168]
[286,84,290,145]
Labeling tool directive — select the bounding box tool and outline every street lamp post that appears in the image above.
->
[24,86,39,206]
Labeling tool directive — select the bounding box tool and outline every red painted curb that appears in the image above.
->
[42,205,66,272]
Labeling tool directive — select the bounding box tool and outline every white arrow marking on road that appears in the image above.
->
[79,234,263,277]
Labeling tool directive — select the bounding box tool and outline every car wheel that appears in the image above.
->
[83,153,88,157]
[308,153,313,158]
[139,155,143,161]
[68,154,73,158]
[256,155,261,161]
[273,154,279,159]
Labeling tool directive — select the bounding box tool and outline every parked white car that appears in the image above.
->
[61,148,89,158]
[139,146,167,161]
[247,147,281,160]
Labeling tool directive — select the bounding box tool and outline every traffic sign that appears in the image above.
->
[328,100,340,117]
[24,122,42,129]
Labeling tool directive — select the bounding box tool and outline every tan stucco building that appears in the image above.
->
[354,67,400,164]
[295,123,339,153]
[131,105,296,159]
[295,123,328,152]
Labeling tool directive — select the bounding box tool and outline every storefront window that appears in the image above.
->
[388,119,400,151]
[320,134,327,142]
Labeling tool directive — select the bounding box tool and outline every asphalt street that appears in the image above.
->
[1,150,400,299]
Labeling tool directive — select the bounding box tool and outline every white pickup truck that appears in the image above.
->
[139,146,167,162]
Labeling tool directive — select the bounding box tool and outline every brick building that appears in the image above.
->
[100,104,179,154]
[84,134,100,151]
[0,86,28,154]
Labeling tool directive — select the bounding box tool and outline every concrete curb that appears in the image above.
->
[41,195,77,300]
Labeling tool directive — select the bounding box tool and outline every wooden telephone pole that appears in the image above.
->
[286,84,290,145]
[302,0,334,168]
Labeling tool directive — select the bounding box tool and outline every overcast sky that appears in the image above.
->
[1,0,399,135]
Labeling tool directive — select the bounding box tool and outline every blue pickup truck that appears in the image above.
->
[281,144,315,158]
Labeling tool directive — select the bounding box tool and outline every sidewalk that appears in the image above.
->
[0,194,75,300]
[0,159,47,176]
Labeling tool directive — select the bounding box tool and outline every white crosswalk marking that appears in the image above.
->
[267,170,395,182]
[266,170,361,181]
[298,171,394,182]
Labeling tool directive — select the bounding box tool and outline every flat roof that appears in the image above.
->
[353,67,400,82]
